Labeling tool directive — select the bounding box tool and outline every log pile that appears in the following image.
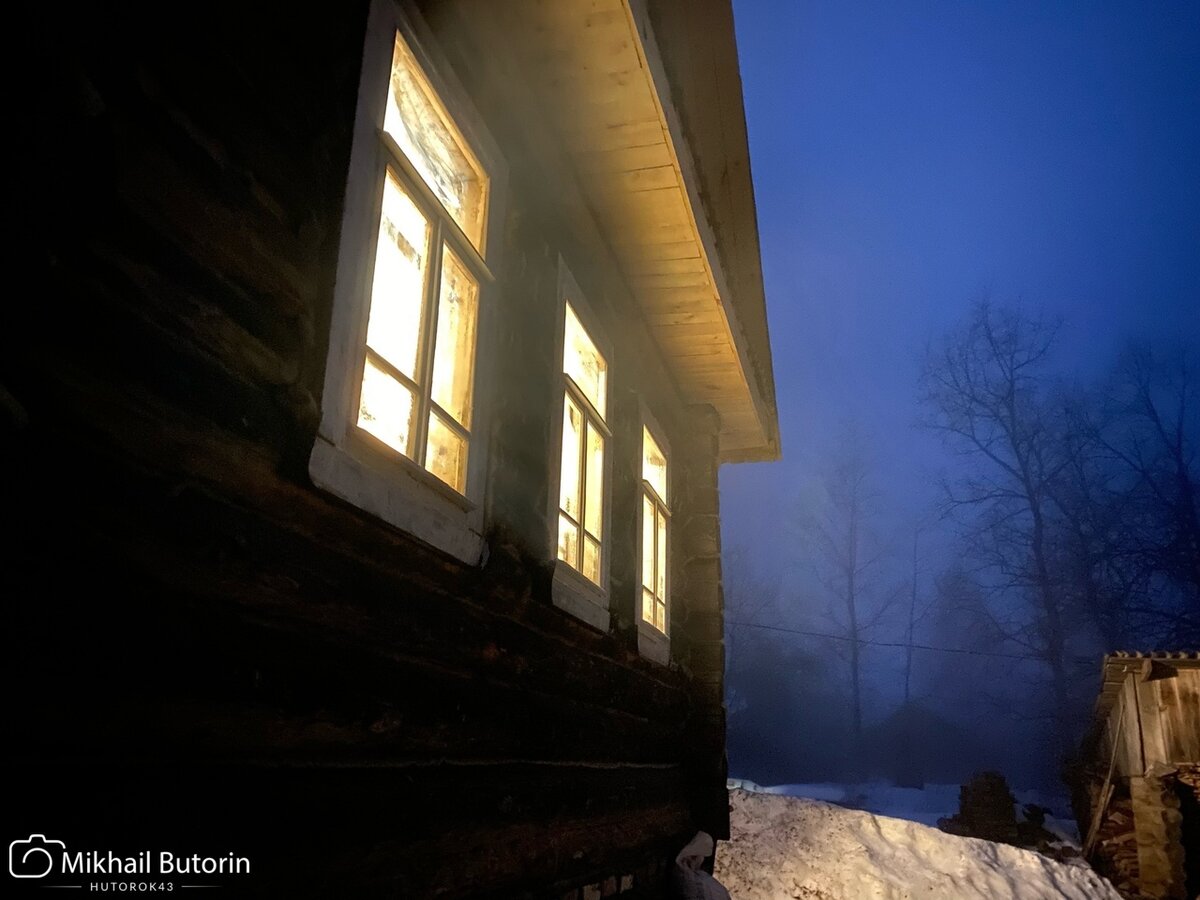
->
[1091,793,1144,899]
[938,771,1019,845]
[1177,764,1200,799]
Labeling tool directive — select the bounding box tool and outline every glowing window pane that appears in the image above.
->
[366,171,430,379]
[384,33,488,251]
[563,304,607,419]
[558,515,579,568]
[358,358,416,455]
[560,398,582,520]
[642,589,655,625]
[642,495,656,591]
[431,246,478,427]
[656,507,668,600]
[425,411,467,492]
[583,535,600,585]
[642,428,667,502]
[584,423,604,538]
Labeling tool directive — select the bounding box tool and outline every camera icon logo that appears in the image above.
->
[9,835,65,879]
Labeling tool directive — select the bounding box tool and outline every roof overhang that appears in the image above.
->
[455,0,780,462]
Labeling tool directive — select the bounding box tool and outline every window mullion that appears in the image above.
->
[413,217,444,461]
[564,377,610,437]
[364,347,421,396]
[377,129,492,283]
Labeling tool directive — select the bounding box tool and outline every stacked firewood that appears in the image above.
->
[1176,764,1200,799]
[938,772,1020,845]
[1091,794,1145,900]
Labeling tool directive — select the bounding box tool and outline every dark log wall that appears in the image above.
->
[9,2,729,897]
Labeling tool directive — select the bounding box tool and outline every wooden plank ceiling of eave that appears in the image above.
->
[490,0,772,461]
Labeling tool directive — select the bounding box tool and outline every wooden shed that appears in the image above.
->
[1077,652,1200,900]
[10,0,778,895]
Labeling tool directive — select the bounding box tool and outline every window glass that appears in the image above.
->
[563,303,607,418]
[557,300,607,587]
[358,357,416,454]
[642,427,667,501]
[425,411,467,491]
[656,507,668,601]
[431,245,479,427]
[385,33,488,250]
[641,427,670,635]
[560,398,582,521]
[584,422,605,538]
[349,30,492,498]
[642,495,656,591]
[558,514,579,569]
[366,170,430,379]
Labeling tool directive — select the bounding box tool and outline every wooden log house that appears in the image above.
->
[11,0,779,895]
[1076,652,1200,900]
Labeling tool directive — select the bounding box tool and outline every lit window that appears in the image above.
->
[355,31,490,493]
[641,427,669,633]
[557,303,608,585]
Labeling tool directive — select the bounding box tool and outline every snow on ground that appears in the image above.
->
[716,788,1121,900]
[726,778,1078,841]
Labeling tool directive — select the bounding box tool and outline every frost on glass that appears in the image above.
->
[560,398,582,521]
[642,427,667,502]
[642,487,668,633]
[583,536,600,585]
[431,245,478,427]
[642,495,656,591]
[656,507,668,601]
[358,357,416,454]
[385,33,488,251]
[425,411,467,492]
[558,514,579,569]
[563,303,607,418]
[584,422,604,539]
[366,170,429,379]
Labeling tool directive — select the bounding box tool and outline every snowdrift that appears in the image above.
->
[716,788,1121,900]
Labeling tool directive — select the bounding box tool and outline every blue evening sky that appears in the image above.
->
[721,0,1200,580]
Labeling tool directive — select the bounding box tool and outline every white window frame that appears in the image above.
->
[547,260,613,631]
[309,0,506,564]
[638,409,671,665]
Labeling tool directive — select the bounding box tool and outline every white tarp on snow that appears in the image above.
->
[715,788,1121,900]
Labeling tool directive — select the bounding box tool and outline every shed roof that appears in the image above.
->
[1093,651,1200,722]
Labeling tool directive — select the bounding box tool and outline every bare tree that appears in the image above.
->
[1099,346,1200,642]
[803,426,896,740]
[919,302,1082,749]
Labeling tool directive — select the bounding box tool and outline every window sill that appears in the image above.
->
[637,620,670,666]
[551,560,610,632]
[310,434,484,565]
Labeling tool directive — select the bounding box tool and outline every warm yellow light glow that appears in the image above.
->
[431,245,478,427]
[583,536,600,584]
[584,422,604,538]
[358,357,416,454]
[656,507,667,603]
[558,514,579,569]
[385,33,488,251]
[642,495,656,591]
[560,398,582,520]
[355,31,492,497]
[563,303,607,418]
[366,170,429,379]
[558,306,606,586]
[424,411,467,492]
[641,429,670,634]
[642,427,667,502]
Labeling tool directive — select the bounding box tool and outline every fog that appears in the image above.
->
[720,0,1200,794]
